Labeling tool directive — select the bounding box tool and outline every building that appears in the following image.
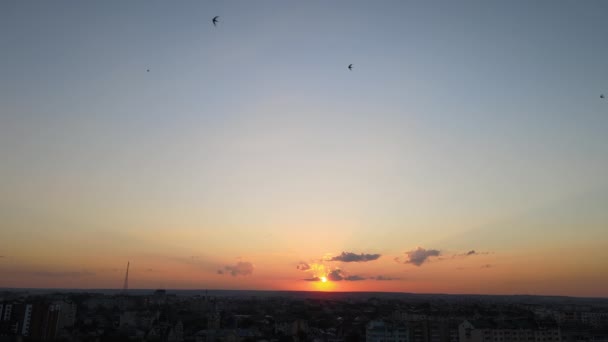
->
[581,312,608,328]
[54,300,77,330]
[366,321,409,342]
[459,319,561,342]
[0,301,62,340]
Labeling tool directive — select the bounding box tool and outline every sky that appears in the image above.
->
[1,0,607,297]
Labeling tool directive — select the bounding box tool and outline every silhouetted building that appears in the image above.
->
[0,301,61,340]
[459,319,561,342]
[366,321,408,342]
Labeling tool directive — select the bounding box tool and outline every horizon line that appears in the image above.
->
[1,287,606,300]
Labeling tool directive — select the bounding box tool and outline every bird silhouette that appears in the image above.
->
[146,69,150,72]
[601,94,605,99]
[348,64,353,71]
[212,16,219,27]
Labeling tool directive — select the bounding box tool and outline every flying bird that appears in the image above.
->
[348,64,353,71]
[601,94,605,99]
[146,69,150,72]
[212,16,219,26]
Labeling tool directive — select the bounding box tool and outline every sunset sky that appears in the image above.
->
[1,1,608,297]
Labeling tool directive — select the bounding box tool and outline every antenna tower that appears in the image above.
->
[123,261,130,292]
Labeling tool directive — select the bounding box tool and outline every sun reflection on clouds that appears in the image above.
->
[299,260,344,290]
[308,262,328,278]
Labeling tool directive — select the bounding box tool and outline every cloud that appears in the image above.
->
[219,261,254,276]
[328,269,344,281]
[330,252,381,263]
[296,262,311,271]
[374,275,400,281]
[301,269,366,282]
[452,250,491,258]
[324,269,366,281]
[404,247,441,266]
[303,277,321,281]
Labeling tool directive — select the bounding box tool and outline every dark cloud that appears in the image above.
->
[301,270,367,282]
[404,247,440,266]
[328,269,344,281]
[219,261,254,276]
[321,270,366,281]
[330,252,381,263]
[296,262,311,271]
[452,250,491,258]
[375,275,399,281]
[303,277,321,282]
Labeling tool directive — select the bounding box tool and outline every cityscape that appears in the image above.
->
[1,288,608,342]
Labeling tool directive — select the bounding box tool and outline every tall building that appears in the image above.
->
[54,300,77,330]
[0,301,62,340]
[0,302,21,336]
[27,302,61,340]
[21,304,33,336]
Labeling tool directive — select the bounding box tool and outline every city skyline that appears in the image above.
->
[1,1,608,297]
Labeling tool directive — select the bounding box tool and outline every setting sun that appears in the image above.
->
[1,0,607,301]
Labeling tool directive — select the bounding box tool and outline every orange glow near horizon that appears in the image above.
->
[0,241,606,297]
[1,248,608,297]
[311,278,337,292]
[2,0,608,300]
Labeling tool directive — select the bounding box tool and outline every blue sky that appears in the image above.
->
[1,0,607,295]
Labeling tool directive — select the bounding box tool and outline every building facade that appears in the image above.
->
[459,320,561,342]
[367,321,409,342]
